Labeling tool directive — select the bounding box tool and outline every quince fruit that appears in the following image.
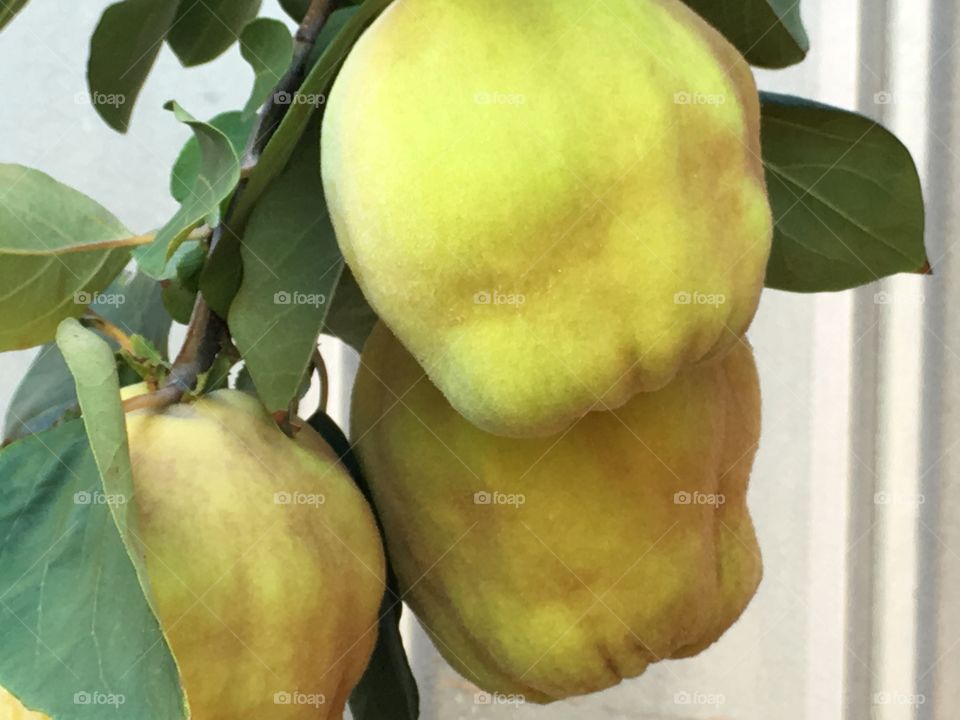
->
[351,323,762,703]
[0,687,48,720]
[123,389,385,719]
[322,0,772,437]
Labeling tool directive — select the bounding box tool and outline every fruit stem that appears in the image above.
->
[158,0,344,411]
[314,346,330,414]
[81,312,135,354]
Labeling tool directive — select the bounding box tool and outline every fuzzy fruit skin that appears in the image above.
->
[0,687,49,720]
[322,0,772,438]
[352,323,762,703]
[124,390,385,719]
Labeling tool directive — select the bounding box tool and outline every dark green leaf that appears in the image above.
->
[278,0,310,22]
[682,0,809,69]
[761,93,927,292]
[0,0,30,31]
[323,266,377,352]
[228,119,343,412]
[307,413,419,720]
[3,269,171,443]
[167,0,261,67]
[136,102,241,278]
[240,18,294,118]
[198,227,243,317]
[0,421,186,719]
[0,165,133,350]
[169,110,254,203]
[87,0,179,132]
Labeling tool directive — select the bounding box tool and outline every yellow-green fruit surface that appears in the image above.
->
[352,323,763,703]
[0,687,48,720]
[124,389,385,719]
[323,0,772,437]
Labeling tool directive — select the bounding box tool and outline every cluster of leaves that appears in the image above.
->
[0,0,927,718]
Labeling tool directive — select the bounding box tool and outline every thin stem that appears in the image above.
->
[244,0,341,169]
[314,346,330,414]
[81,312,135,354]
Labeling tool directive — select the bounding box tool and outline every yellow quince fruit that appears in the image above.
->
[322,0,772,437]
[351,323,762,703]
[0,687,49,720]
[123,389,385,719]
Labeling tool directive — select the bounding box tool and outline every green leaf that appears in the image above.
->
[198,226,243,317]
[1,346,77,443]
[761,93,928,292]
[278,0,310,22]
[55,320,141,553]
[0,421,187,719]
[323,265,377,352]
[240,18,294,118]
[229,120,343,412]
[306,412,419,720]
[167,0,261,67]
[87,0,180,132]
[233,0,395,228]
[0,0,30,31]
[136,102,241,278]
[682,0,809,69]
[169,110,253,203]
[306,6,360,68]
[0,165,132,350]
[3,269,171,443]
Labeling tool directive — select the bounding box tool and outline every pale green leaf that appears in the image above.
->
[135,102,241,278]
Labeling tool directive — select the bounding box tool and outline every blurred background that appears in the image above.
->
[0,0,956,718]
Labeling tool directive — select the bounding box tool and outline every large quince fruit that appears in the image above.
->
[123,389,385,719]
[322,0,772,437]
[352,323,762,703]
[0,687,48,720]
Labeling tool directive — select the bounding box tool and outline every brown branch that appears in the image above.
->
[244,0,342,169]
[150,0,343,413]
